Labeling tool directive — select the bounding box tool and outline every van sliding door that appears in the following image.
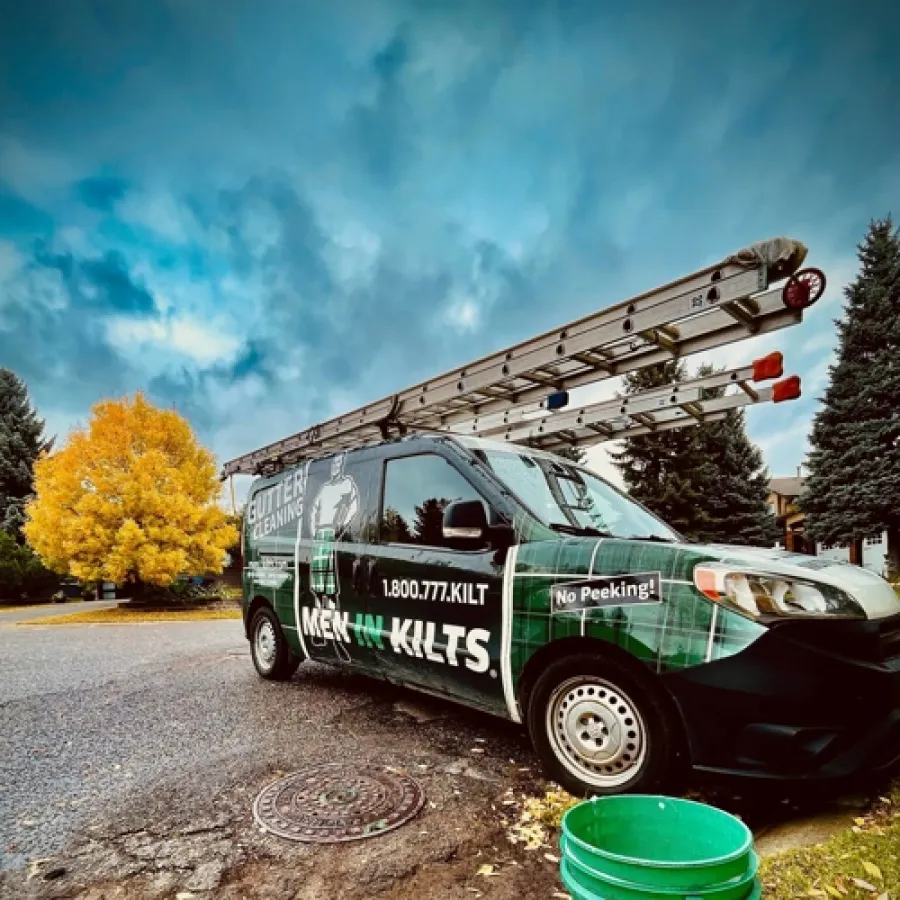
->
[367,451,507,717]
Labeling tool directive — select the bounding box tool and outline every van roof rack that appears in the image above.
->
[221,238,825,478]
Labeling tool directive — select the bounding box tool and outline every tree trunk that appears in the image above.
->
[128,576,148,602]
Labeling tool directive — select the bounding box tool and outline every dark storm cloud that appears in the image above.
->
[34,245,156,316]
[75,176,130,212]
[0,243,159,413]
[1,0,899,482]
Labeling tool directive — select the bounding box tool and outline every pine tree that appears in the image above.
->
[688,365,780,547]
[609,360,712,537]
[610,361,778,545]
[0,369,52,538]
[800,217,900,577]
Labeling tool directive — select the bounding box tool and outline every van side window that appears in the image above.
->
[381,454,487,549]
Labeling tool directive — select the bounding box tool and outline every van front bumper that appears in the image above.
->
[663,612,900,785]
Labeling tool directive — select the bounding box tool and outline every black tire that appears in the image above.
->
[526,651,684,797]
[249,606,302,681]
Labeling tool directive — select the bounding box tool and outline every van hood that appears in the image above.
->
[688,542,900,620]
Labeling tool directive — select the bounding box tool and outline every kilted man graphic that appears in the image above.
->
[309,453,359,663]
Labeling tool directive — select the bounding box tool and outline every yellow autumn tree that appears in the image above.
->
[23,392,238,593]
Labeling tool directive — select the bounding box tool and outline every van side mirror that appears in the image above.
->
[442,500,488,540]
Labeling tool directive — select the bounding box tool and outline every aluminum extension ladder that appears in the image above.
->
[221,238,825,478]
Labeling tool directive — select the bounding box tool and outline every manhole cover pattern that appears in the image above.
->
[252,763,425,843]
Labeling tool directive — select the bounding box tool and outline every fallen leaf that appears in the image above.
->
[862,861,883,881]
[544,853,560,863]
[476,864,499,877]
[825,887,842,899]
[851,879,878,892]
[854,817,866,826]
[806,891,827,898]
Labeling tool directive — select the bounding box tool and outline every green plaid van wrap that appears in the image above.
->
[311,527,337,595]
[510,538,765,691]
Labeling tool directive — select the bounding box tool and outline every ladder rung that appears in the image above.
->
[721,301,759,331]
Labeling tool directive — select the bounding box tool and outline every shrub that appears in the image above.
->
[0,532,59,599]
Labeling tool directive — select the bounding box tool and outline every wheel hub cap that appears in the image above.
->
[547,677,647,788]
[256,621,277,667]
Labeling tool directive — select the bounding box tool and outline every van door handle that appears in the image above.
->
[352,558,364,594]
[366,559,379,596]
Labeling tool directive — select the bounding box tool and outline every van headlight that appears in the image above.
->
[693,563,865,620]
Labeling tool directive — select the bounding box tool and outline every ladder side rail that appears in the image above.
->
[502,383,779,446]
[454,361,765,437]
[530,411,732,451]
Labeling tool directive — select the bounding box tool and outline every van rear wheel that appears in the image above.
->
[250,606,301,681]
[526,652,679,797]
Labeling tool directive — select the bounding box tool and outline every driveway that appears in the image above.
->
[0,615,872,899]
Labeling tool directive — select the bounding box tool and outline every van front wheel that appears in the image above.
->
[526,653,677,797]
[250,607,301,681]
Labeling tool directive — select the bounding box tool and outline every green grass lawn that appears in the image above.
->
[760,782,899,898]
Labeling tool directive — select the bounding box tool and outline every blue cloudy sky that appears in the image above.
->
[1,0,897,501]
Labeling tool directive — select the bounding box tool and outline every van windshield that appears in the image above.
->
[471,444,681,542]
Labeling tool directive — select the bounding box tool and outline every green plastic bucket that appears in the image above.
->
[559,795,758,899]
[561,858,762,900]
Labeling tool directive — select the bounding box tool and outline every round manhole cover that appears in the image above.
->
[252,763,425,843]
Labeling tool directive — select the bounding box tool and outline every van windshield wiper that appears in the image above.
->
[623,534,679,543]
[549,523,614,538]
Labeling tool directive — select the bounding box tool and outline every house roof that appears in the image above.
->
[768,476,806,498]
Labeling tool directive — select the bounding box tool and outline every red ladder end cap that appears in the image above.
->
[752,351,784,382]
[773,375,802,403]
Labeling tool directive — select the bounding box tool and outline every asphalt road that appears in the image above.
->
[0,609,874,900]
[0,611,551,899]
[0,614,247,868]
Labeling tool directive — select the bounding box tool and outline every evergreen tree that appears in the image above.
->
[0,369,52,538]
[688,365,780,547]
[609,360,712,538]
[413,497,450,545]
[800,217,900,577]
[610,361,778,546]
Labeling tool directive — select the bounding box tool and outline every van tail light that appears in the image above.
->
[773,375,801,403]
[752,351,783,382]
